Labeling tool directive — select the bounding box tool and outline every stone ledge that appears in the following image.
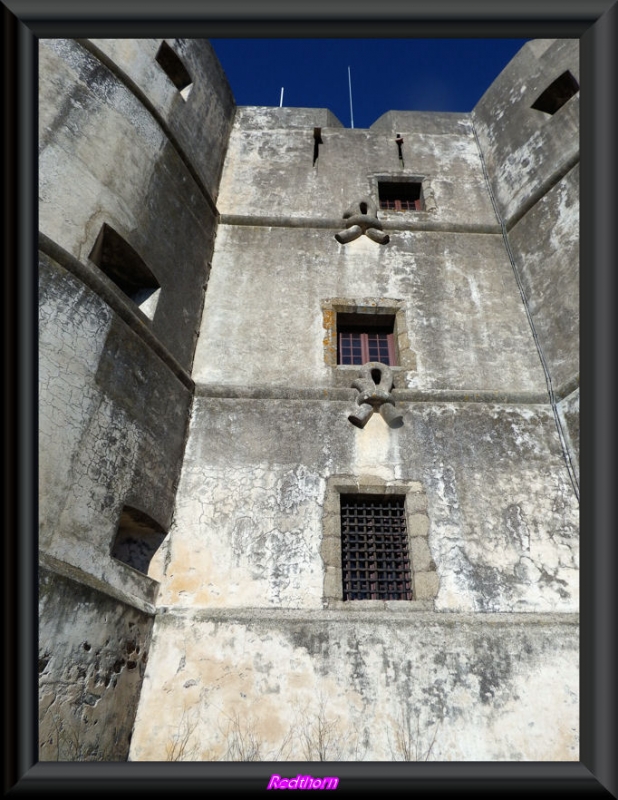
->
[40,551,158,615]
[219,214,502,235]
[155,606,580,627]
[39,235,194,392]
[194,384,552,405]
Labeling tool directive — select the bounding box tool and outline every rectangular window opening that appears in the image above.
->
[341,495,412,601]
[378,181,424,212]
[89,224,160,319]
[155,41,193,100]
[531,70,579,115]
[337,312,397,366]
[111,506,167,577]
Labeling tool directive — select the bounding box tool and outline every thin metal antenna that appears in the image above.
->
[348,66,354,129]
[279,87,284,107]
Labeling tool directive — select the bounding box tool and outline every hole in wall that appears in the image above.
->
[89,224,161,320]
[155,41,193,100]
[110,505,168,576]
[531,70,579,115]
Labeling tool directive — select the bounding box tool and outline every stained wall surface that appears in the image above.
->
[38,38,235,760]
[130,40,579,761]
[473,38,579,482]
[131,610,578,761]
[38,36,579,764]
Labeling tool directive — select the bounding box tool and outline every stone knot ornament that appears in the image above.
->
[348,362,403,428]
[335,196,389,245]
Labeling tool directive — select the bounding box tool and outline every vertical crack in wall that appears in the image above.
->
[471,123,580,502]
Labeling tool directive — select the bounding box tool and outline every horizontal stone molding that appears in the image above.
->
[155,605,580,628]
[219,214,502,235]
[504,154,580,232]
[40,551,158,615]
[195,383,552,405]
[39,233,194,392]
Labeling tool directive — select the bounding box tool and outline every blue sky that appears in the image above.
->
[210,39,531,129]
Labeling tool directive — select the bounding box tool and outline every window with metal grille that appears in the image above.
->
[341,495,413,600]
[337,313,397,366]
[378,181,423,212]
[531,70,579,115]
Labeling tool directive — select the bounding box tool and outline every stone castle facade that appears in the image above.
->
[38,38,579,761]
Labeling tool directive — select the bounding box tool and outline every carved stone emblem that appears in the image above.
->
[335,197,389,245]
[348,362,403,428]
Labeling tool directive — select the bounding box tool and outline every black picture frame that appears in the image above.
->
[4,0,616,796]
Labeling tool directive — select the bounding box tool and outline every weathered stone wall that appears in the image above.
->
[38,38,235,760]
[192,225,547,393]
[131,610,578,761]
[149,398,578,614]
[39,568,154,761]
[84,38,235,203]
[38,37,579,764]
[473,39,579,476]
[130,392,578,755]
[39,253,190,603]
[39,38,234,370]
[219,107,497,226]
[472,39,579,226]
[506,165,579,393]
[129,41,579,762]
[558,388,580,485]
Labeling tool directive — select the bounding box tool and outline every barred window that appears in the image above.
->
[341,495,412,600]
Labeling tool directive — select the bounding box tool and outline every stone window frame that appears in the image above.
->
[321,476,439,611]
[321,298,416,386]
[370,174,438,215]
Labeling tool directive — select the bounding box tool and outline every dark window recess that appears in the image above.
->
[111,506,167,575]
[378,181,423,212]
[531,71,579,115]
[89,224,160,308]
[341,495,412,601]
[155,41,193,96]
[337,313,396,366]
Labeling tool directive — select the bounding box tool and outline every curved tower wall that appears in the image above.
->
[473,39,580,485]
[38,38,235,760]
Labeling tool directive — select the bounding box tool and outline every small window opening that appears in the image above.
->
[313,127,323,166]
[155,41,193,100]
[89,224,160,319]
[337,312,397,366]
[341,494,412,601]
[111,506,167,576]
[531,70,579,115]
[378,181,423,212]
